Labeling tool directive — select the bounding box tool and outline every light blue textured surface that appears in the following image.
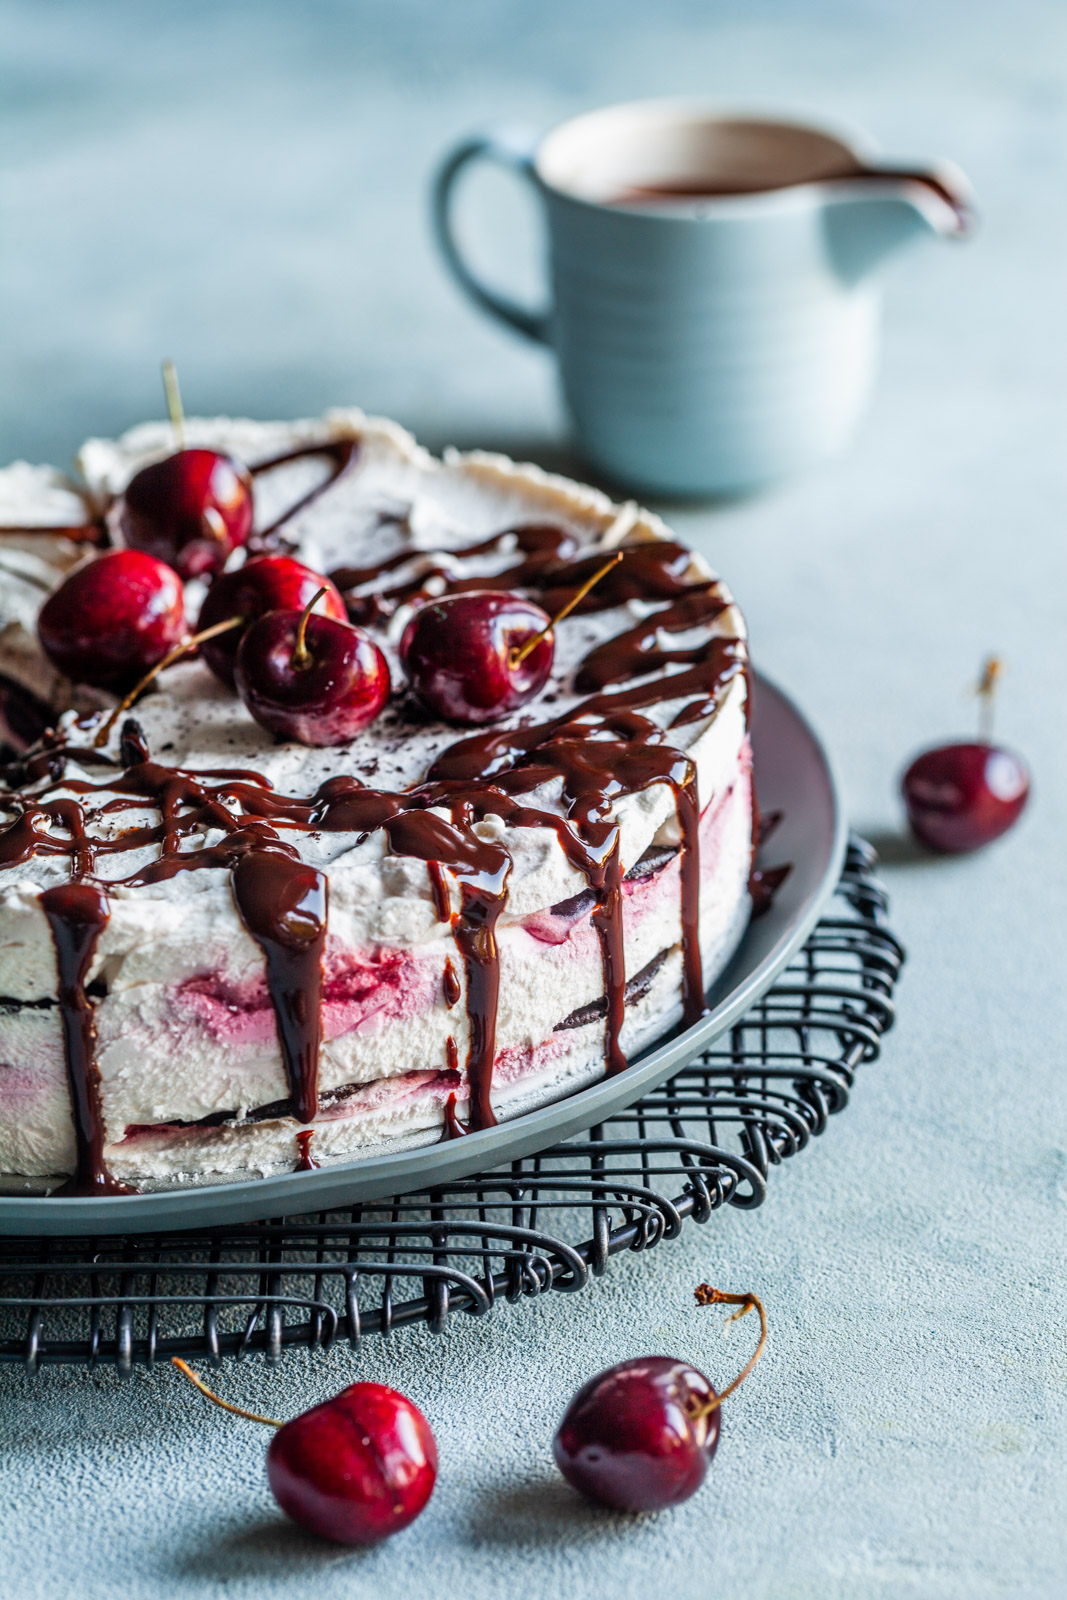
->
[1,3,1066,1597]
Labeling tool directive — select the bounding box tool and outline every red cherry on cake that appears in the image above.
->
[399,553,623,725]
[266,1382,437,1545]
[553,1357,721,1512]
[902,743,1029,853]
[901,658,1030,854]
[196,556,347,686]
[37,548,186,690]
[400,591,555,725]
[120,449,254,579]
[234,589,390,745]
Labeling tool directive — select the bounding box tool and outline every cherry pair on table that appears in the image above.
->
[173,1283,763,1545]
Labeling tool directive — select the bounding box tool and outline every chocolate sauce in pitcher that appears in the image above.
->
[610,168,968,218]
[601,119,973,235]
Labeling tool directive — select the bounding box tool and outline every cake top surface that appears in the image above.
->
[1,410,747,922]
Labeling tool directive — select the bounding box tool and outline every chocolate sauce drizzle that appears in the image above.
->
[330,524,579,625]
[442,1089,466,1140]
[442,958,461,1008]
[231,848,327,1125]
[295,1128,318,1170]
[3,524,750,1181]
[248,439,360,543]
[39,882,130,1195]
[750,862,791,918]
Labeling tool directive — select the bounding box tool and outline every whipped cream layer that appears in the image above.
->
[0,412,752,1188]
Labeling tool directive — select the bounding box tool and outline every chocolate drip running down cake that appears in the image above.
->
[0,412,754,1191]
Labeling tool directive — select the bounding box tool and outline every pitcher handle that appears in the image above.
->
[432,128,551,345]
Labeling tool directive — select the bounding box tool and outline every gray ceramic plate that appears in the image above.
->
[0,669,845,1236]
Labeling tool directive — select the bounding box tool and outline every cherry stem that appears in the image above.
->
[691,1285,767,1417]
[508,551,623,670]
[171,1358,283,1428]
[93,615,243,748]
[162,359,185,452]
[976,654,1001,743]
[292,585,328,672]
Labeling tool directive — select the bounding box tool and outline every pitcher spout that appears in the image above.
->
[822,161,975,286]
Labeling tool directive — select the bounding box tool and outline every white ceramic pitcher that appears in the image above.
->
[433,101,974,497]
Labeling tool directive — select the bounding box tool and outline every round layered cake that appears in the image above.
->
[0,411,754,1191]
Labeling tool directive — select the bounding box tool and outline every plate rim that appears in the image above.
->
[0,668,846,1236]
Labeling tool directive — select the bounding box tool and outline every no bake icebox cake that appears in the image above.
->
[0,411,754,1191]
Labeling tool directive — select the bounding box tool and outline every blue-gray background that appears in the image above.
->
[2,2,1065,1597]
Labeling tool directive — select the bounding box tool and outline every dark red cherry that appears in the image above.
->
[901,741,1030,853]
[120,448,254,579]
[196,556,347,686]
[266,1382,437,1546]
[400,590,554,725]
[37,549,186,690]
[553,1357,720,1512]
[234,606,390,745]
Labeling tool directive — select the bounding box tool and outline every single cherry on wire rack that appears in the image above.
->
[37,548,186,690]
[400,551,622,725]
[553,1286,766,1512]
[901,657,1030,854]
[196,555,347,685]
[119,361,254,580]
[171,1363,437,1546]
[234,586,391,745]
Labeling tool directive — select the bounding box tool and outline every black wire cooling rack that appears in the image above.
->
[0,836,902,1375]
